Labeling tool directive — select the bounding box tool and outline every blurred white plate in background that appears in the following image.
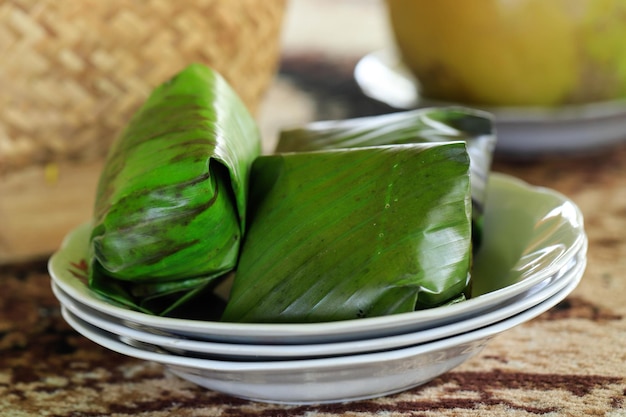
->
[355,50,626,155]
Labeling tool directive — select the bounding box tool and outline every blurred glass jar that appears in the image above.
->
[386,0,626,107]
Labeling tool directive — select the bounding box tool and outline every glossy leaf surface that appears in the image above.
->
[276,107,495,245]
[89,64,261,315]
[222,142,472,323]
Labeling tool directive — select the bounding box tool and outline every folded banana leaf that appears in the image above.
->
[88,63,261,315]
[276,107,496,247]
[222,142,472,323]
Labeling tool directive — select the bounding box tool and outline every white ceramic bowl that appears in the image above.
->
[48,173,586,344]
[52,246,585,360]
[354,50,626,155]
[59,268,583,405]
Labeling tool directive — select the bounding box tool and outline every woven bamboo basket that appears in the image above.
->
[0,0,286,174]
[0,0,286,263]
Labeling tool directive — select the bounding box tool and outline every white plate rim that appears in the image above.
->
[59,268,583,373]
[52,248,585,358]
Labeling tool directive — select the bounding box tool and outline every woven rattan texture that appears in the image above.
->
[0,0,285,174]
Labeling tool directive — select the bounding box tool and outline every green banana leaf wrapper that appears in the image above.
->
[222,142,472,323]
[275,107,496,247]
[88,64,261,315]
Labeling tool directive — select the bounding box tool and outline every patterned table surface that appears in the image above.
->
[1,54,625,417]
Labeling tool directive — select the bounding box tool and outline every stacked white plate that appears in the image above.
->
[354,49,626,155]
[49,173,587,405]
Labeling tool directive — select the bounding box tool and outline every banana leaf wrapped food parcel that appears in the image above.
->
[88,64,262,315]
[222,142,472,323]
[87,64,496,322]
[275,108,496,248]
